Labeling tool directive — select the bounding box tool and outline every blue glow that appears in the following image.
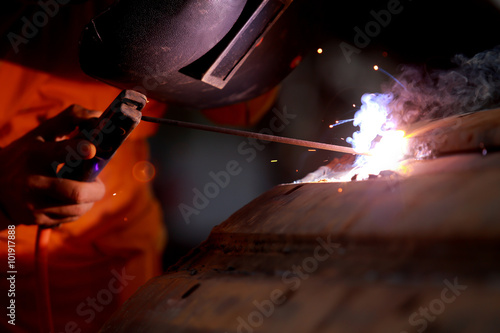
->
[375,66,407,91]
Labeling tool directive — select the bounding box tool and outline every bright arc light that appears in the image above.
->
[343,93,408,180]
[317,48,323,54]
[298,93,408,183]
[373,65,379,71]
[366,130,408,174]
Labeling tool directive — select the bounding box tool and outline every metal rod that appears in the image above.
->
[141,116,368,156]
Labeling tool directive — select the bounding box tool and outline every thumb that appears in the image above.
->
[34,139,97,171]
[31,105,102,141]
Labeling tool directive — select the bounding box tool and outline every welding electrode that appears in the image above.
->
[141,116,367,156]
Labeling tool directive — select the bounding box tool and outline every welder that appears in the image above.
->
[0,1,286,332]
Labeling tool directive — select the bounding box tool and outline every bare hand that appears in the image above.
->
[0,105,106,228]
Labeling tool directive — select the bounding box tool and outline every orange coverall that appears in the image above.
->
[0,2,167,331]
[0,61,168,332]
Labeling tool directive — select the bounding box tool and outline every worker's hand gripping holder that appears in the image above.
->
[57,90,146,181]
[36,90,146,333]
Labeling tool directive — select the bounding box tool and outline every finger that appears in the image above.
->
[35,213,81,227]
[32,138,97,168]
[37,202,95,221]
[31,105,102,140]
[27,175,105,205]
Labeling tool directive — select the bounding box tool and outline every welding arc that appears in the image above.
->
[141,116,367,156]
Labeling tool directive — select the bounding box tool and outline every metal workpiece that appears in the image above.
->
[404,108,500,159]
[100,109,500,332]
[100,171,500,332]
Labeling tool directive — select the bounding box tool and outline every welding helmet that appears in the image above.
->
[79,0,317,109]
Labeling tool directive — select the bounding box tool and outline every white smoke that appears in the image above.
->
[385,45,500,126]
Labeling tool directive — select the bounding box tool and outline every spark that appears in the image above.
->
[271,160,278,163]
[328,118,354,128]
[308,149,317,152]
[338,188,343,193]
[112,193,117,196]
[317,48,323,54]
[373,65,407,90]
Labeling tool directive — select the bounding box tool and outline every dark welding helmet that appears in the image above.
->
[79,0,317,109]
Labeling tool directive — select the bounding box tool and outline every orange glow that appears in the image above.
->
[338,188,343,193]
[317,48,323,54]
[289,55,303,69]
[132,161,156,183]
[308,149,316,152]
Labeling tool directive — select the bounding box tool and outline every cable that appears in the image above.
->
[35,226,54,333]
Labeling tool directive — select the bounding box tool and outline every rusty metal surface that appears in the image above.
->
[405,108,500,157]
[215,156,500,241]
[101,146,500,332]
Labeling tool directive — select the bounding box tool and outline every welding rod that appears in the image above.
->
[141,116,367,155]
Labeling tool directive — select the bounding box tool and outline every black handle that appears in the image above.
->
[57,90,147,182]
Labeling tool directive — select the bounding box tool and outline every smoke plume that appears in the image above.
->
[385,45,500,126]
